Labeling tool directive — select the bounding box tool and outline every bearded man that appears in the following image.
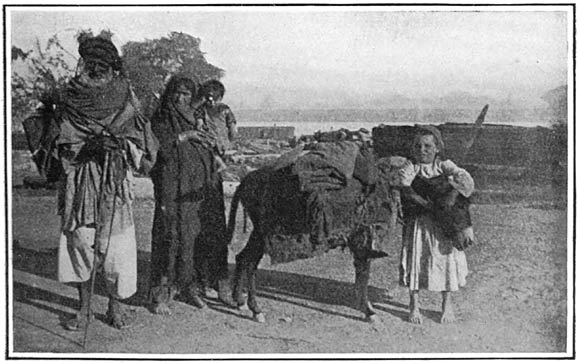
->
[30,31,158,330]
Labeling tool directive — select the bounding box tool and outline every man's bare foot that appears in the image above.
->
[409,309,423,324]
[153,302,172,315]
[106,305,135,330]
[64,311,93,331]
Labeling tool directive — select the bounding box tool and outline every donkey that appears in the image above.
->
[226,149,401,323]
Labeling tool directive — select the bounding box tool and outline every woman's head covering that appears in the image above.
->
[414,124,444,151]
[78,34,122,71]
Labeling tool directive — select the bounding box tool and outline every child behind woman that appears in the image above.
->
[196,80,238,173]
[398,125,475,324]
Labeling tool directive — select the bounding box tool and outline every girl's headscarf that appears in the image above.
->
[415,124,445,151]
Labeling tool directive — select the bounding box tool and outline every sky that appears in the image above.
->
[8,5,571,110]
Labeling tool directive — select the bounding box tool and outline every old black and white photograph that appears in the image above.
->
[3,2,574,359]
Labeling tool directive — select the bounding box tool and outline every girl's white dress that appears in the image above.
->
[399,158,474,292]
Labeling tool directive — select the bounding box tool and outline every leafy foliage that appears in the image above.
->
[121,31,224,117]
[11,46,31,61]
[11,36,76,128]
[11,30,224,126]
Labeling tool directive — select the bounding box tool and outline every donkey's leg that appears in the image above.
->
[246,234,266,323]
[233,229,264,308]
[233,241,251,308]
[354,255,379,322]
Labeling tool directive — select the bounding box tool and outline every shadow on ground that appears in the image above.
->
[12,244,416,323]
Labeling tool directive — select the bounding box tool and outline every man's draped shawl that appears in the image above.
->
[55,75,158,233]
[58,76,157,161]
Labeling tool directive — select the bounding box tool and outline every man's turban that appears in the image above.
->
[78,36,122,71]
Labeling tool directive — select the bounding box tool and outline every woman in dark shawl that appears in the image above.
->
[149,75,232,314]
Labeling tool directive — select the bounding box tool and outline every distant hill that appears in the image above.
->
[226,82,545,111]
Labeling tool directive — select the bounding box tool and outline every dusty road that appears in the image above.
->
[10,191,569,356]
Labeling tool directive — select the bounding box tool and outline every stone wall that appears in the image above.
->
[372,123,557,167]
[237,126,295,140]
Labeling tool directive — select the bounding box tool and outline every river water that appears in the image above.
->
[234,108,554,136]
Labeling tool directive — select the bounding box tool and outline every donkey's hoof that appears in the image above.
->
[366,314,381,324]
[362,302,377,316]
[253,312,266,323]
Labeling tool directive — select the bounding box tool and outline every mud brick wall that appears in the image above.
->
[238,126,295,140]
[372,123,556,167]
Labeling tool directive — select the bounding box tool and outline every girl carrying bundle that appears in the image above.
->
[398,125,475,324]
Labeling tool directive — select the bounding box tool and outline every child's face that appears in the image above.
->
[413,134,439,164]
[204,90,222,107]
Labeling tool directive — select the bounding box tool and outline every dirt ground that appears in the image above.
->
[10,187,569,357]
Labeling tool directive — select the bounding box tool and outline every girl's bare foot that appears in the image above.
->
[408,290,423,324]
[441,291,456,323]
[440,309,455,323]
[409,308,423,324]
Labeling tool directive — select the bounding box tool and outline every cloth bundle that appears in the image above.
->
[289,141,376,244]
[403,174,473,250]
[260,142,392,264]
[264,175,392,264]
[292,141,360,191]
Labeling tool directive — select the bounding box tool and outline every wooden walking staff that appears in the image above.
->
[82,149,119,350]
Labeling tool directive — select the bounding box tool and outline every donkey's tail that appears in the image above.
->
[226,184,243,245]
